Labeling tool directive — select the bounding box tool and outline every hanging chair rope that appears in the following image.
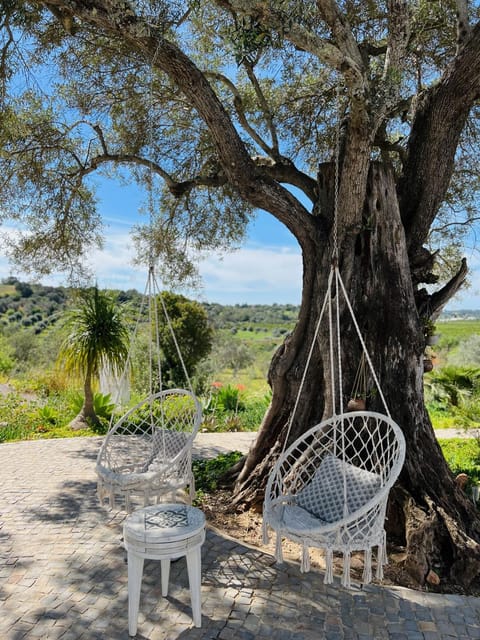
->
[263,75,405,587]
[95,23,202,513]
[351,352,367,401]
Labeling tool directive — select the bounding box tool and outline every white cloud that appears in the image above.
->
[3,219,480,309]
[197,247,302,304]
[0,225,303,304]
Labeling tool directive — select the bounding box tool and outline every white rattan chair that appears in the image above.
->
[263,410,405,587]
[96,388,202,512]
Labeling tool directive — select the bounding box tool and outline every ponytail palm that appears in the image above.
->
[58,286,130,429]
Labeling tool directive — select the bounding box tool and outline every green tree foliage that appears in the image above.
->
[2,0,480,587]
[155,291,213,389]
[57,286,130,428]
[213,337,255,376]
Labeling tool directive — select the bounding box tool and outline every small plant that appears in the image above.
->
[423,317,437,338]
[37,405,59,425]
[216,384,245,412]
[192,451,243,498]
[70,391,115,421]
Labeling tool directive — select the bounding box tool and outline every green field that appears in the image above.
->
[436,319,480,342]
[1,278,480,440]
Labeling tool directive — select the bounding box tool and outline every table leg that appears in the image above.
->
[186,546,202,627]
[127,552,144,637]
[161,558,170,597]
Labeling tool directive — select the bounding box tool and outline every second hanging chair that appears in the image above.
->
[96,267,203,512]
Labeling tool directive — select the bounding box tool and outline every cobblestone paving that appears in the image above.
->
[1,436,480,639]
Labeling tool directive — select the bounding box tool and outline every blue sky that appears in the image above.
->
[1,176,479,309]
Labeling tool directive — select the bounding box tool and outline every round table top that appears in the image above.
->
[124,503,205,543]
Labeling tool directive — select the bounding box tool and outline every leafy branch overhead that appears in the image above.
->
[3,0,480,589]
[0,0,476,301]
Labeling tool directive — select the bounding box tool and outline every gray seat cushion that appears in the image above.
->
[296,455,381,522]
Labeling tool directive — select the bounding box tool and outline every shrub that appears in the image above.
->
[216,384,245,412]
[192,451,243,496]
[37,405,59,425]
[438,438,480,485]
[70,391,115,421]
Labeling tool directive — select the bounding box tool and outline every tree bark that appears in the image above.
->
[233,162,480,588]
[20,0,480,590]
[70,361,98,430]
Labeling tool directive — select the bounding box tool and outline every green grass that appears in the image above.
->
[429,412,457,429]
[0,284,17,298]
[438,437,480,484]
[436,319,480,341]
[0,387,98,442]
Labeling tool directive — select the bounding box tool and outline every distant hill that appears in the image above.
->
[0,277,69,334]
[440,309,480,320]
[1,276,477,335]
[0,278,300,334]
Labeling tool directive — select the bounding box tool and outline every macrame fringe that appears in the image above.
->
[342,550,351,588]
[262,520,270,545]
[381,531,388,565]
[324,548,334,584]
[362,548,372,585]
[275,533,284,563]
[376,545,385,580]
[301,541,311,573]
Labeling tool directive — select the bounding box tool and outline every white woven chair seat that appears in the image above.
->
[263,411,406,587]
[273,504,328,534]
[96,389,202,511]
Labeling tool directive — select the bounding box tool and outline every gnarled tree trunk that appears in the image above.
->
[233,162,480,589]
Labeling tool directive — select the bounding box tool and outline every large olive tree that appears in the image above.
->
[2,0,480,588]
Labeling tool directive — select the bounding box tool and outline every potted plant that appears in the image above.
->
[423,318,440,346]
[423,357,434,373]
[347,396,366,411]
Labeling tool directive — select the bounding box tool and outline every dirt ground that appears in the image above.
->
[200,489,478,595]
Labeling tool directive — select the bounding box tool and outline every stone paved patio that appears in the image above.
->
[1,436,480,639]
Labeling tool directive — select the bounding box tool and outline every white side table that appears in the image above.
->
[123,503,206,637]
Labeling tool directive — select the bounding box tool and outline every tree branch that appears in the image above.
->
[252,156,318,203]
[455,0,472,54]
[383,0,410,84]
[205,71,273,156]
[419,258,468,320]
[88,152,228,196]
[216,0,365,93]
[398,22,480,255]
[37,0,316,246]
[242,60,280,157]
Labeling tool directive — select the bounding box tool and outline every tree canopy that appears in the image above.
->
[2,0,480,589]
[0,0,477,296]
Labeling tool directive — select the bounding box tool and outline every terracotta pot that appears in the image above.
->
[347,397,366,412]
[423,358,434,373]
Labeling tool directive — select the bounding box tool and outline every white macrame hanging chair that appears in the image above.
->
[263,84,405,586]
[96,37,203,511]
[262,265,406,587]
[96,265,202,513]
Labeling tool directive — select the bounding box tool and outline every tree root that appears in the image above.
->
[403,494,480,588]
